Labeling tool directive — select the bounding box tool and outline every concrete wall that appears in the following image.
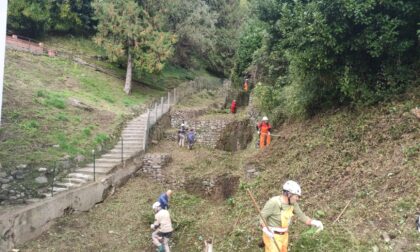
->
[0,152,144,251]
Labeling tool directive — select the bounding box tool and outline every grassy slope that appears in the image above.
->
[0,36,197,172]
[20,88,419,251]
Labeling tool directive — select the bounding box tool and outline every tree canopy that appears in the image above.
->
[7,0,95,36]
[233,0,420,120]
[93,0,175,94]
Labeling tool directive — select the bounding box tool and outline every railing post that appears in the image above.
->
[121,136,124,165]
[92,149,96,181]
[174,88,177,104]
[143,109,150,150]
[160,97,164,117]
[154,102,158,123]
[168,92,171,107]
[51,161,56,197]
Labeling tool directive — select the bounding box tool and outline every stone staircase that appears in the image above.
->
[45,114,148,196]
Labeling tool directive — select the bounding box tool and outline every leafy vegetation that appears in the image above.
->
[92,0,176,94]
[232,0,420,122]
[7,0,95,36]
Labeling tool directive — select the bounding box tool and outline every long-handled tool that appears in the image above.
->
[247,189,281,252]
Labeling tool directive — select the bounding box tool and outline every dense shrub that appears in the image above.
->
[236,0,420,119]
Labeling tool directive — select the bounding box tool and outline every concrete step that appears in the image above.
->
[52,187,68,192]
[119,136,144,140]
[126,123,146,127]
[92,158,122,163]
[63,177,87,184]
[121,129,144,136]
[85,163,115,169]
[76,167,113,175]
[121,132,144,136]
[68,173,93,181]
[112,145,143,150]
[117,139,144,142]
[54,182,81,189]
[102,153,136,159]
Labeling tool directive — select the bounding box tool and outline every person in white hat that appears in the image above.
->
[257,116,271,148]
[259,180,324,252]
[151,202,173,252]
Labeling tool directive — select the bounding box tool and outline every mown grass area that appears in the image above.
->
[19,87,419,251]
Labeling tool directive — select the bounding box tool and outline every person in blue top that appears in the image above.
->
[187,128,196,150]
[158,190,173,210]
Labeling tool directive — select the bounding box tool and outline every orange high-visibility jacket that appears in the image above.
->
[257,122,271,134]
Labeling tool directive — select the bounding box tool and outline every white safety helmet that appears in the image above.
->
[152,202,161,210]
[181,123,185,127]
[283,180,301,196]
[262,116,268,121]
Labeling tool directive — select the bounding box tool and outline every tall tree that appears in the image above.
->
[93,0,175,94]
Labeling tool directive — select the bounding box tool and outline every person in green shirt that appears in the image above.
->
[260,180,324,252]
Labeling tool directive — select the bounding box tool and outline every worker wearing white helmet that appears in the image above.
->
[259,180,324,252]
[257,116,271,149]
[151,201,173,252]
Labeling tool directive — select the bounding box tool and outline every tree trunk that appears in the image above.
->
[124,52,133,95]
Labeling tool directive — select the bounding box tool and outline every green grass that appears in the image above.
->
[1,36,201,174]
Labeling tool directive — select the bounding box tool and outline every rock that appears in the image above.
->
[15,174,25,180]
[0,178,10,183]
[75,155,85,163]
[1,184,10,190]
[53,144,60,148]
[16,164,28,169]
[68,98,94,111]
[35,176,48,184]
[0,194,9,200]
[381,232,391,243]
[0,172,6,178]
[38,167,48,173]
[372,245,379,252]
[58,159,71,170]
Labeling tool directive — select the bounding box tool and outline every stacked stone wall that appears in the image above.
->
[141,153,171,182]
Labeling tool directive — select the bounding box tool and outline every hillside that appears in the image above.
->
[19,86,419,251]
[0,37,198,201]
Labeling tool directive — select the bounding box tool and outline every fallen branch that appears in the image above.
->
[333,199,352,224]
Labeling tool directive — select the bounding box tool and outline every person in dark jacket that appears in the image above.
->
[187,128,196,150]
[158,190,173,210]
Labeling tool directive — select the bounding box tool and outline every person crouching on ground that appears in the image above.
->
[151,202,173,252]
[260,180,324,252]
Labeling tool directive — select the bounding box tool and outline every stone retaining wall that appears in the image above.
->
[0,152,144,251]
[141,153,171,182]
[167,117,253,151]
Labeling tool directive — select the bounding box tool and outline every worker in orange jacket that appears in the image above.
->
[243,78,249,92]
[257,116,271,148]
